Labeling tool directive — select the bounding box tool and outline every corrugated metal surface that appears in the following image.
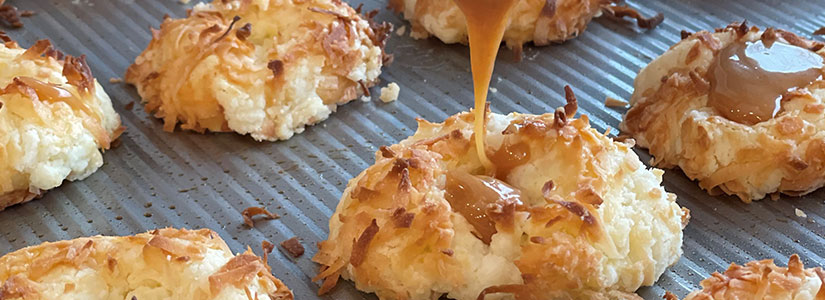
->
[1,0,824,299]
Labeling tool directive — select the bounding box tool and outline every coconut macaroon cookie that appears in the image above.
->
[621,23,825,202]
[0,36,122,210]
[388,0,663,51]
[678,255,825,300]
[0,228,293,300]
[126,0,390,141]
[314,90,687,299]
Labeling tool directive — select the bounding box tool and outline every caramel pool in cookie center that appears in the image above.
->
[445,169,523,244]
[489,140,531,179]
[709,40,824,125]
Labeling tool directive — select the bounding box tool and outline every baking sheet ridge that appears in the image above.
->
[0,0,824,299]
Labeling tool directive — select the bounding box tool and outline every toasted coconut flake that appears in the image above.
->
[308,7,352,21]
[604,96,628,107]
[603,5,664,29]
[235,23,251,41]
[21,39,52,59]
[208,252,268,295]
[267,59,284,78]
[553,108,567,128]
[62,55,95,94]
[146,235,204,259]
[280,237,305,258]
[391,207,415,228]
[0,3,22,28]
[349,219,379,267]
[563,85,578,117]
[379,145,396,158]
[695,31,721,51]
[262,240,275,261]
[241,206,279,227]
[728,20,749,37]
[476,284,529,300]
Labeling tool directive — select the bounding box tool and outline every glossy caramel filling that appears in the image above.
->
[445,169,523,244]
[489,140,530,179]
[16,76,97,120]
[709,40,824,125]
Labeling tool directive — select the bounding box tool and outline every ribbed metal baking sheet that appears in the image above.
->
[2,0,824,299]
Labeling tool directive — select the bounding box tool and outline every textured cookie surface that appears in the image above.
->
[682,255,825,300]
[314,106,687,299]
[621,23,825,202]
[126,0,390,141]
[388,0,644,50]
[0,37,122,210]
[0,228,293,300]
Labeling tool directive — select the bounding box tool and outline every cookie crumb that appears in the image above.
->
[109,77,123,83]
[795,208,807,218]
[379,82,400,103]
[395,25,406,36]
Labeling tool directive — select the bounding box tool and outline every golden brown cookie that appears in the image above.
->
[314,91,687,299]
[683,254,825,300]
[0,36,123,210]
[0,228,292,300]
[621,23,825,202]
[126,0,390,141]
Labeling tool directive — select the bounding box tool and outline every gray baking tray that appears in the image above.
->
[1,0,824,299]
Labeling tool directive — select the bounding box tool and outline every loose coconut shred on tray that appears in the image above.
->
[602,5,665,29]
[242,206,279,227]
[0,0,33,28]
[280,237,305,258]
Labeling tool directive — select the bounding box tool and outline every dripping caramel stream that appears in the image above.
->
[453,0,518,171]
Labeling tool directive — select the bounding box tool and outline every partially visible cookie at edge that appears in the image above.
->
[388,0,663,52]
[621,22,825,202]
[681,254,825,299]
[0,228,293,300]
[126,0,391,141]
[0,35,123,210]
